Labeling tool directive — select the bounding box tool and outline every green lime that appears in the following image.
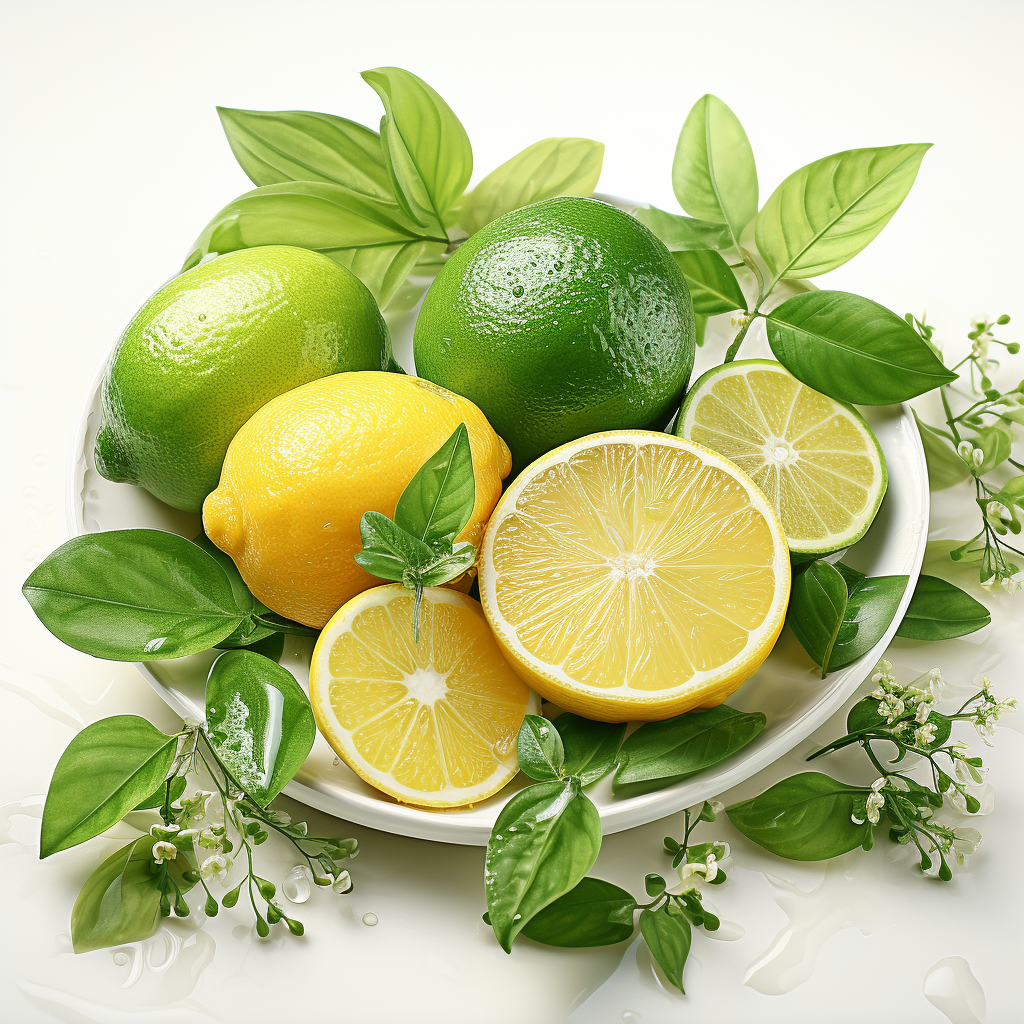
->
[676,359,887,554]
[413,198,695,471]
[94,245,391,512]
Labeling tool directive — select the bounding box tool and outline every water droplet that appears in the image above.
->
[113,951,130,966]
[512,285,524,298]
[23,486,38,497]
[283,865,311,904]
[332,757,340,766]
[362,912,378,927]
[924,957,986,1024]
[622,1013,643,1023]
[198,313,207,321]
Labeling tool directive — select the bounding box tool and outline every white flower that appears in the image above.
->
[709,799,725,814]
[914,722,938,747]
[864,790,886,824]
[987,501,1011,524]
[332,870,352,894]
[1001,576,1021,595]
[200,853,233,883]
[879,696,905,723]
[958,441,975,462]
[870,777,887,792]
[972,448,985,467]
[925,669,946,700]
[915,701,933,724]
[152,840,178,864]
[149,823,181,838]
[952,827,982,865]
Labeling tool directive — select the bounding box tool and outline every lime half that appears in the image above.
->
[676,359,886,555]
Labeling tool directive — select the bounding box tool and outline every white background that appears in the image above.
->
[1,2,1021,1022]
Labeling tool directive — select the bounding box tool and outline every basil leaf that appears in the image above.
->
[205,650,316,807]
[671,249,746,314]
[457,138,604,234]
[786,560,848,677]
[554,714,625,785]
[639,903,691,993]
[182,181,444,307]
[517,715,565,782]
[355,511,436,580]
[673,94,757,247]
[133,775,187,812]
[519,877,636,947]
[726,773,874,860]
[613,706,765,793]
[41,716,178,857]
[394,423,475,549]
[914,412,971,490]
[765,291,957,404]
[634,205,733,251]
[417,544,476,587]
[23,530,245,661]
[895,575,991,640]
[217,107,392,198]
[192,533,274,647]
[828,574,907,671]
[361,67,472,233]
[755,143,931,282]
[970,425,1012,474]
[485,779,601,952]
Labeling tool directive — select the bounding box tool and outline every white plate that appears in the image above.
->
[66,210,929,846]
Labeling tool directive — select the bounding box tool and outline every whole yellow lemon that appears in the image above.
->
[203,372,511,628]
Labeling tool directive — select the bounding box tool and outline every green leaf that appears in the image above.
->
[726,773,874,860]
[485,779,601,952]
[914,412,971,490]
[182,180,444,307]
[639,903,692,993]
[23,530,246,661]
[671,249,746,315]
[205,650,316,807]
[517,715,565,782]
[634,205,734,251]
[673,94,757,247]
[828,574,908,671]
[192,533,274,648]
[895,574,991,640]
[416,544,476,586]
[613,706,766,793]
[458,138,604,234]
[786,560,848,677]
[516,876,636,947]
[361,67,472,233]
[133,775,187,812]
[394,424,476,549]
[969,425,1012,474]
[765,291,957,404]
[554,714,625,785]
[355,511,436,581]
[755,143,931,282]
[216,107,393,198]
[41,716,178,857]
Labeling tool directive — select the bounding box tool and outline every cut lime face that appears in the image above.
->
[676,359,887,554]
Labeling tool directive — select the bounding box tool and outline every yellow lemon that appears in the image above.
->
[203,372,511,628]
[309,585,539,807]
[479,431,790,722]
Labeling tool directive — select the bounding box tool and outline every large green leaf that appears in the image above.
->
[671,249,746,314]
[516,715,565,782]
[755,143,931,282]
[765,291,957,404]
[458,138,603,234]
[640,903,692,993]
[786,560,848,676]
[41,716,178,857]
[216,107,393,198]
[896,575,991,640]
[635,205,734,251]
[672,94,757,246]
[361,67,472,234]
[914,413,971,490]
[516,877,636,947]
[553,714,625,786]
[827,573,907,671]
[23,530,245,661]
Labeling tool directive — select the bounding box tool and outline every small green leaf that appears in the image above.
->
[828,574,908,671]
[673,94,758,247]
[671,250,746,315]
[416,544,477,587]
[726,773,874,860]
[895,575,991,640]
[485,779,601,952]
[516,877,636,948]
[133,775,187,812]
[914,413,971,490]
[634,205,733,251]
[355,511,436,581]
[644,873,666,896]
[458,138,604,234]
[516,715,565,782]
[786,560,848,677]
[553,714,625,785]
[765,291,957,404]
[205,650,316,807]
[23,530,246,661]
[755,143,931,282]
[394,424,476,549]
[41,716,178,857]
[640,903,691,993]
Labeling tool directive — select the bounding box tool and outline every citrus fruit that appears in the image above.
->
[203,372,511,628]
[676,359,887,555]
[479,431,790,722]
[413,197,696,472]
[94,245,392,512]
[309,585,539,807]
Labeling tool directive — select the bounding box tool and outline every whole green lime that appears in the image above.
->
[413,197,695,471]
[94,245,391,512]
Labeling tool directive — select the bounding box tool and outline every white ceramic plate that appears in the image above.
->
[66,206,929,845]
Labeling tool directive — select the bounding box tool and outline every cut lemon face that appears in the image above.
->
[309,585,539,808]
[677,359,887,555]
[479,431,790,722]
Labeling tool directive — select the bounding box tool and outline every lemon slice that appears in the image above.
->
[479,431,790,722]
[676,359,887,554]
[309,585,539,808]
